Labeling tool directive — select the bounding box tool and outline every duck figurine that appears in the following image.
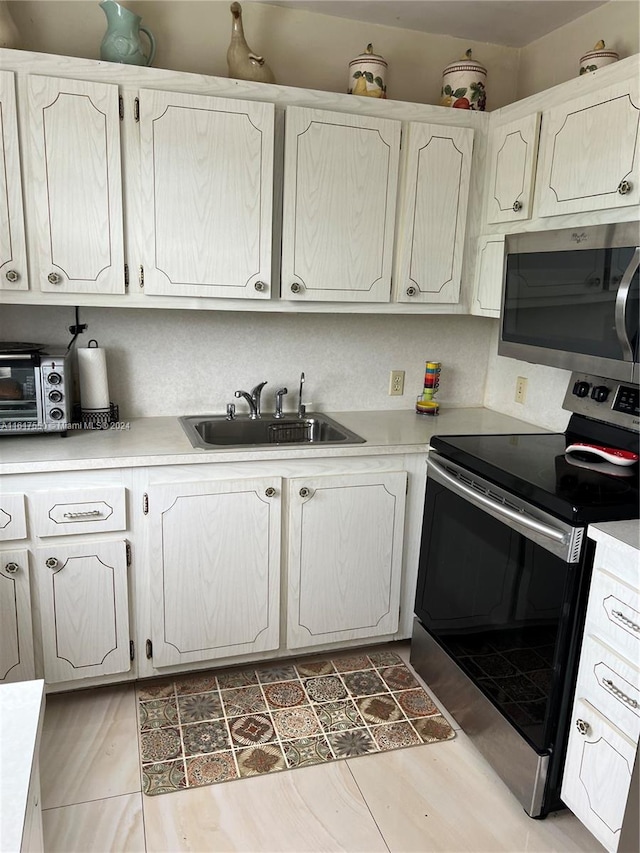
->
[227,2,275,84]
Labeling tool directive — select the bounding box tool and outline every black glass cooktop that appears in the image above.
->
[431,428,639,524]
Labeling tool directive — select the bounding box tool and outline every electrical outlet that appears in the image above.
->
[515,376,528,404]
[389,370,405,396]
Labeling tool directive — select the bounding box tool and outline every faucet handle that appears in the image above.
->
[226,403,236,420]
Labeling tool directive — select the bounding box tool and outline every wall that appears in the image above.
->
[517,0,639,99]
[0,306,494,418]
[6,1,521,109]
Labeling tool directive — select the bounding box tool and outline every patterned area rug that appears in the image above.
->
[136,648,455,796]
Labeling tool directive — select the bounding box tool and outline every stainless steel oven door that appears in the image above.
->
[413,451,592,816]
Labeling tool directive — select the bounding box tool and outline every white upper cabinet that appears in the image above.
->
[0,71,28,292]
[281,106,400,302]
[394,122,473,304]
[471,234,505,317]
[486,113,540,223]
[25,75,125,295]
[536,79,640,217]
[140,90,274,299]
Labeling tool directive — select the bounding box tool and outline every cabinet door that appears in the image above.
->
[0,71,28,292]
[140,90,274,299]
[0,492,27,542]
[287,470,406,649]
[471,234,505,317]
[562,698,636,852]
[34,539,130,682]
[0,548,35,683]
[25,75,125,294]
[147,477,281,668]
[486,113,540,223]
[536,79,640,217]
[282,106,400,302]
[394,122,473,304]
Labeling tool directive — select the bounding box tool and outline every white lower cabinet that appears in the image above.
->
[34,539,131,683]
[146,477,281,668]
[0,548,35,683]
[287,471,406,649]
[562,530,640,852]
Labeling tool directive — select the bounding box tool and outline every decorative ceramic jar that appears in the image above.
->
[440,49,486,111]
[348,43,387,98]
[579,40,618,75]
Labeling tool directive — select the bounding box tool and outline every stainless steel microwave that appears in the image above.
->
[499,222,639,382]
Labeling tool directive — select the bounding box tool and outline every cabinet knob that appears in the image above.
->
[264,487,276,498]
[512,200,523,212]
[5,269,19,283]
[299,487,310,498]
[290,282,302,294]
[575,718,590,735]
[406,286,417,297]
[47,272,62,284]
[4,562,20,574]
[45,557,59,569]
[617,180,632,195]
[254,281,267,292]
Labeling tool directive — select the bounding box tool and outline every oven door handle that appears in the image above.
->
[614,247,639,361]
[426,457,567,544]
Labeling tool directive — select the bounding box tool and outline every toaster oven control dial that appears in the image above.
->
[48,389,63,403]
[572,380,590,398]
[47,371,62,385]
[591,385,610,403]
[49,407,64,420]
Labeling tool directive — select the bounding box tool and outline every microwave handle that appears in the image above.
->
[615,247,639,361]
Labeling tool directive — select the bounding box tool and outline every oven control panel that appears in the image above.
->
[563,373,640,430]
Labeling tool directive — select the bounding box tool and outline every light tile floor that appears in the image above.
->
[40,642,604,853]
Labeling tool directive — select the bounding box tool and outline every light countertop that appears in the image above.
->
[0,679,45,853]
[0,407,549,475]
[588,520,640,553]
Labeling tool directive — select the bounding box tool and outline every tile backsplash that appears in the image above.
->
[1,306,495,418]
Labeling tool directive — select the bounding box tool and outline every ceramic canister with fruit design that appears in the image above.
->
[348,43,387,98]
[579,40,618,75]
[440,49,487,111]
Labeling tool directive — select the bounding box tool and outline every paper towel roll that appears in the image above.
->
[78,341,110,411]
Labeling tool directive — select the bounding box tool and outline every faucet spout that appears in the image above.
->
[297,372,305,418]
[234,389,258,418]
[250,381,268,417]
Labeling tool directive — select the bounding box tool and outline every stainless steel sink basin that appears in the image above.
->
[179,413,366,449]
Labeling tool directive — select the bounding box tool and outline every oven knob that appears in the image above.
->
[47,372,62,385]
[49,408,64,420]
[48,389,63,403]
[572,381,590,398]
[591,385,610,403]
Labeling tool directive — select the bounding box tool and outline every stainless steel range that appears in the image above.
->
[411,371,639,818]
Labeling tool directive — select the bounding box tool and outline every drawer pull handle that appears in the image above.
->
[602,677,639,709]
[575,718,590,735]
[63,510,102,519]
[612,609,640,632]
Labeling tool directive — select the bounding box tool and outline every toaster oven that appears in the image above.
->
[0,343,74,435]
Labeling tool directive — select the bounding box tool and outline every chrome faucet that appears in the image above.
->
[274,387,288,418]
[234,381,267,419]
[297,372,305,417]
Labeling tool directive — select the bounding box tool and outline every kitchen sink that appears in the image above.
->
[179,413,366,449]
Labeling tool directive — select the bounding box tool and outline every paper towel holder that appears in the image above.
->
[78,339,119,430]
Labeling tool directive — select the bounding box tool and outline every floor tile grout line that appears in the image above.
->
[344,759,392,853]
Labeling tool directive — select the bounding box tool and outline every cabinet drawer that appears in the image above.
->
[587,568,639,664]
[0,493,27,541]
[30,487,126,537]
[577,634,639,742]
[562,698,635,852]
[593,540,640,590]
